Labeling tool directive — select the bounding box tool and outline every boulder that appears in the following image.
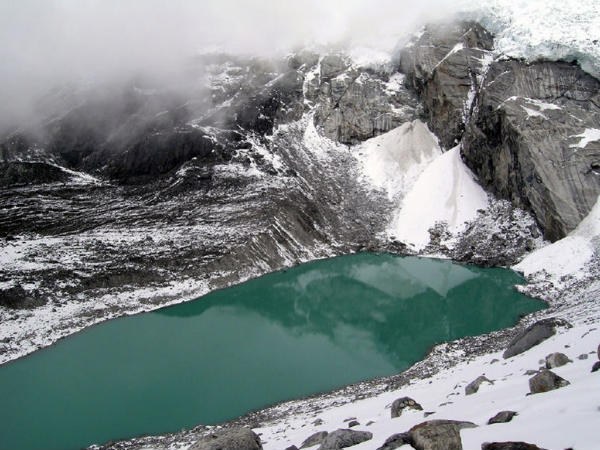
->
[300,431,328,448]
[545,352,572,369]
[391,396,423,418]
[376,432,412,450]
[317,429,372,450]
[503,318,572,358]
[286,447,299,450]
[347,421,359,428]
[592,361,600,373]
[528,369,570,394]
[481,443,547,450]
[465,376,494,395]
[578,353,589,360]
[189,427,262,450]
[409,420,476,450]
[461,58,600,241]
[487,411,518,424]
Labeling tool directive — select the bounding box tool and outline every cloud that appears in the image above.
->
[0,0,452,132]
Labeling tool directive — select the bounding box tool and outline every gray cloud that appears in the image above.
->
[0,0,454,132]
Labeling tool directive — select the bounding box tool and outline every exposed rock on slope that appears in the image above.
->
[400,21,494,149]
[461,59,600,241]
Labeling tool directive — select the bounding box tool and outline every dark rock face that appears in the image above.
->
[0,162,71,187]
[317,429,372,450]
[503,318,572,358]
[487,411,518,424]
[481,442,547,450]
[300,431,328,448]
[0,284,46,309]
[408,420,475,450]
[465,375,493,395]
[376,432,412,450]
[528,369,570,394]
[189,427,262,450]
[400,21,494,148]
[391,396,423,417]
[461,59,600,241]
[545,352,572,369]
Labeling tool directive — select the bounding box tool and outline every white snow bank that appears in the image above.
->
[514,195,600,279]
[569,128,600,149]
[389,146,488,250]
[359,120,441,201]
[258,324,600,450]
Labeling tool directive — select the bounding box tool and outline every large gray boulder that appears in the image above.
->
[528,369,570,394]
[317,429,372,450]
[461,58,600,241]
[482,443,547,450]
[503,318,572,358]
[300,431,328,448]
[545,352,572,369]
[391,396,423,417]
[400,21,494,148]
[408,420,476,450]
[189,427,262,450]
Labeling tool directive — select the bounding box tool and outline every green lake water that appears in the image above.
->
[0,253,545,450]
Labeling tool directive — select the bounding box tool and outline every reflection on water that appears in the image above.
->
[0,253,545,450]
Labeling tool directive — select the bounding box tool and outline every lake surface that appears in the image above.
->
[0,253,545,450]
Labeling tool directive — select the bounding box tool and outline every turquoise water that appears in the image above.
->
[0,253,545,450]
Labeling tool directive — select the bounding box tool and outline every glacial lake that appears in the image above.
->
[0,253,545,450]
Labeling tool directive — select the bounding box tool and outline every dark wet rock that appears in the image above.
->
[545,352,572,369]
[461,58,600,241]
[592,361,600,372]
[481,442,547,450]
[503,318,572,358]
[376,432,412,450]
[0,284,46,309]
[391,396,423,417]
[300,431,328,448]
[465,375,494,395]
[528,369,570,394]
[317,429,372,450]
[487,411,518,424]
[347,421,359,428]
[0,161,71,187]
[409,420,476,450]
[400,21,494,148]
[189,427,262,450]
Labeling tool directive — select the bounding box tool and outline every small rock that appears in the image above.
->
[285,446,299,450]
[343,417,357,423]
[545,352,571,369]
[376,432,412,450]
[366,421,375,426]
[190,427,262,450]
[528,369,570,394]
[347,421,359,428]
[317,429,372,450]
[424,411,436,417]
[481,442,548,450]
[391,396,423,418]
[503,318,572,359]
[300,431,328,449]
[592,361,600,373]
[465,376,493,395]
[578,353,589,360]
[597,343,600,360]
[409,420,475,450]
[313,418,324,426]
[487,411,518,424]
[523,369,538,376]
[490,358,499,364]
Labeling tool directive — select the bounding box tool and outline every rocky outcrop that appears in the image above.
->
[528,369,570,394]
[461,59,600,241]
[300,431,328,448]
[408,420,476,450]
[487,411,518,425]
[0,161,71,187]
[317,429,372,450]
[189,427,262,450]
[503,318,572,358]
[400,21,494,148]
[391,396,423,417]
[465,375,493,395]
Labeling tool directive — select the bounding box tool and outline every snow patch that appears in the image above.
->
[358,120,441,201]
[569,128,600,149]
[389,146,489,250]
